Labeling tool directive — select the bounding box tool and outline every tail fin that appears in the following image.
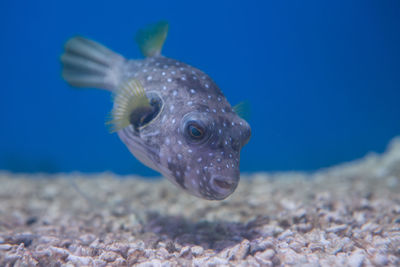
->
[61,36,125,91]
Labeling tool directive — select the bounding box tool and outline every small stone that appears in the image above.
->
[179,246,191,258]
[205,256,228,266]
[79,234,96,245]
[99,251,120,262]
[191,246,204,257]
[235,239,250,260]
[373,253,388,266]
[156,247,170,259]
[347,250,365,267]
[92,259,107,267]
[256,249,275,260]
[0,244,12,251]
[255,251,274,266]
[326,224,347,233]
[66,255,93,265]
[278,229,293,240]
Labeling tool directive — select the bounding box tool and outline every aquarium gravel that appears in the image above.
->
[0,138,399,266]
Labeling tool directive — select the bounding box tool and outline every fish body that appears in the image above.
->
[61,22,251,200]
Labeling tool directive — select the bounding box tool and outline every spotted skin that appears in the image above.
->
[61,35,251,200]
[114,56,251,200]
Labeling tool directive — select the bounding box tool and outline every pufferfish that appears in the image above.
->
[61,21,251,200]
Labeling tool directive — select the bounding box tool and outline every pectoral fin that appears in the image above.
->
[233,101,251,121]
[107,79,151,132]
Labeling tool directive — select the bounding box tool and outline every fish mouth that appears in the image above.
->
[209,175,238,200]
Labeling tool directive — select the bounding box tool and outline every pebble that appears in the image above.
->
[191,246,204,257]
[0,136,400,266]
[347,250,365,267]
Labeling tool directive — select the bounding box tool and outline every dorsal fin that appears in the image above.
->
[106,79,151,132]
[135,21,169,57]
[233,101,251,121]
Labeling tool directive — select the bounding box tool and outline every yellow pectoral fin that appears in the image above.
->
[106,79,151,133]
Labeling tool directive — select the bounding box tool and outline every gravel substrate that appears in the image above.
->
[1,138,400,266]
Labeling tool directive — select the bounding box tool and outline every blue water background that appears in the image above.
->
[1,1,399,176]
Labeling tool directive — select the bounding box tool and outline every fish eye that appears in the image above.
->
[187,122,205,140]
[181,112,212,144]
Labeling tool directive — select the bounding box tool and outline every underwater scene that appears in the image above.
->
[1,0,399,266]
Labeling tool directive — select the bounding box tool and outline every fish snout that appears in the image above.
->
[209,175,238,200]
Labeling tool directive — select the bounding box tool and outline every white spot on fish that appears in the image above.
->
[165,137,170,145]
[197,157,202,163]
[205,83,209,88]
[177,140,182,145]
[187,101,193,105]
[196,169,200,174]
[162,72,166,76]
[173,90,177,96]
[147,76,152,81]
[181,76,186,81]
[177,154,183,160]
[190,89,196,94]
[170,105,175,112]
[167,78,172,83]
[217,97,222,102]
[171,71,176,75]
[172,118,176,124]
[163,85,167,90]
[188,149,192,153]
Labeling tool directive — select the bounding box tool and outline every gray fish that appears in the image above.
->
[61,21,251,200]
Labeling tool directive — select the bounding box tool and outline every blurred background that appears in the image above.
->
[1,0,399,176]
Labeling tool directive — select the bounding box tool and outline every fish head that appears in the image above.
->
[155,70,251,200]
